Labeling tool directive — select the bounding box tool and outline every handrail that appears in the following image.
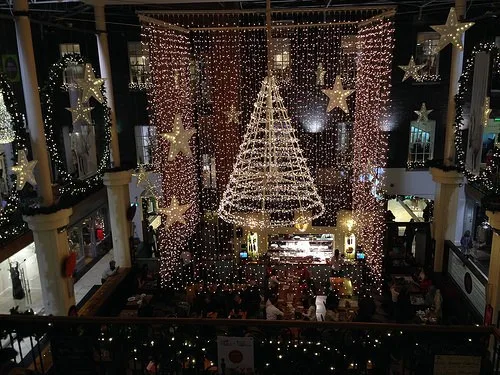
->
[0,314,493,334]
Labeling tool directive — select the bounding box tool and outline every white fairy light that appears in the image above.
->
[218,75,324,228]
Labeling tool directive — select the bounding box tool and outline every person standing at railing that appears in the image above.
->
[460,230,473,255]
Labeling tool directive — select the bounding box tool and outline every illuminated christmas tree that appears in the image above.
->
[218,76,324,228]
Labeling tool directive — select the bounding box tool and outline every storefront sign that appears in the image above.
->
[448,250,486,318]
[433,355,481,375]
[217,336,254,375]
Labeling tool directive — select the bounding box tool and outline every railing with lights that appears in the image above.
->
[0,315,497,374]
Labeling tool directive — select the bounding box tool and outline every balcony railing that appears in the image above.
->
[0,315,498,374]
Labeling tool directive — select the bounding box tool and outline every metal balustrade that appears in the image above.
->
[0,315,497,374]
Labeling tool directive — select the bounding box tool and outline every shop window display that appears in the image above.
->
[67,207,110,271]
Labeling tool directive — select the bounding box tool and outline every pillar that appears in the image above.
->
[103,170,132,267]
[13,0,54,206]
[93,0,120,167]
[23,209,74,316]
[430,168,463,272]
[486,211,500,324]
[443,0,466,166]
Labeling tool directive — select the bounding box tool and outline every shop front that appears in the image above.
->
[68,205,110,274]
[67,189,111,275]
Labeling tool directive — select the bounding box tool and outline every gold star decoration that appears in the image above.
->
[398,56,425,82]
[11,150,37,191]
[414,103,433,123]
[225,105,242,125]
[66,98,94,125]
[75,64,105,104]
[482,97,492,127]
[132,164,149,186]
[322,75,355,114]
[315,62,326,86]
[158,196,192,229]
[160,114,196,161]
[431,7,474,52]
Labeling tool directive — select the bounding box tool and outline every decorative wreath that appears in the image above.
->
[454,43,500,194]
[0,72,30,242]
[40,53,112,197]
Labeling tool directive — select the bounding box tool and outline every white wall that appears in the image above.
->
[382,168,436,198]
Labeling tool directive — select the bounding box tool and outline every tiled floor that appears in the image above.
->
[0,249,114,315]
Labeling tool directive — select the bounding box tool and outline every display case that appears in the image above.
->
[267,233,334,264]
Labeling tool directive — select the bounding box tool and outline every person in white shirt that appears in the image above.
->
[101,260,119,284]
[266,297,284,320]
[302,297,317,321]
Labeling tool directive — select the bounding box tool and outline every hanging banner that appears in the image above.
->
[217,336,254,375]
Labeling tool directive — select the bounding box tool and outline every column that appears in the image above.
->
[443,0,466,166]
[93,0,120,167]
[13,0,53,206]
[486,211,500,324]
[103,170,132,268]
[23,209,74,316]
[430,168,463,272]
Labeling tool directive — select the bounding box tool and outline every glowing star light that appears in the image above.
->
[160,114,196,161]
[398,56,425,82]
[315,62,326,86]
[322,75,354,114]
[431,7,474,52]
[159,196,192,229]
[75,64,105,104]
[414,103,433,123]
[11,150,37,190]
[482,97,491,127]
[66,98,93,125]
[225,105,242,125]
[132,164,149,186]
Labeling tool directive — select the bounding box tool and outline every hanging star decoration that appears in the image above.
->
[431,7,474,53]
[75,63,105,104]
[398,56,425,82]
[414,102,433,123]
[315,62,326,86]
[158,196,192,229]
[66,98,93,125]
[225,105,242,125]
[132,164,149,186]
[160,114,196,161]
[482,97,492,127]
[11,150,37,191]
[322,75,355,114]
[133,164,159,198]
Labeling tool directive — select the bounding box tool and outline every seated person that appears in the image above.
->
[229,294,247,319]
[324,306,340,322]
[418,270,432,294]
[265,296,284,320]
[138,297,154,317]
[302,297,317,321]
[268,270,280,297]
